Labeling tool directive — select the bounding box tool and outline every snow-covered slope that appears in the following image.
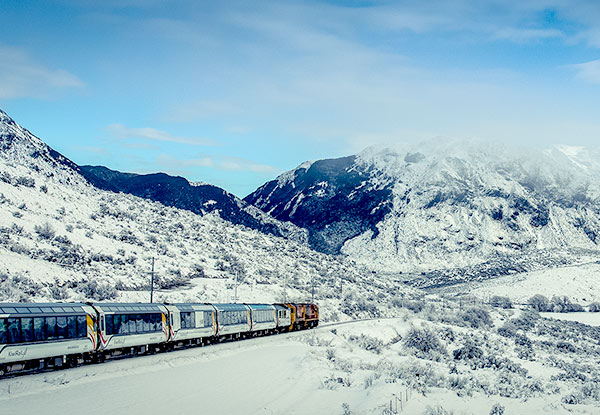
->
[0,109,413,316]
[246,140,600,276]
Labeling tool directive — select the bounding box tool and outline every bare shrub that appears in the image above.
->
[34,222,55,240]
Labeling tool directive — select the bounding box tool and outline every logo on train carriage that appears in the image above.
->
[8,348,27,358]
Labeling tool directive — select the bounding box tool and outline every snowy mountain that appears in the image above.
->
[0,108,413,316]
[80,165,307,244]
[246,140,600,277]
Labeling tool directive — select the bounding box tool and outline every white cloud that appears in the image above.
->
[570,59,600,84]
[218,156,279,174]
[0,44,84,99]
[106,123,218,146]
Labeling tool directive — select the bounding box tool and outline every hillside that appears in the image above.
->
[0,109,412,319]
[246,141,600,278]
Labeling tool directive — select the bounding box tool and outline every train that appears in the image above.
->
[0,301,319,376]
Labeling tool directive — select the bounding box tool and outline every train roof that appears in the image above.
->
[211,303,249,311]
[244,303,275,310]
[91,303,166,313]
[0,302,90,315]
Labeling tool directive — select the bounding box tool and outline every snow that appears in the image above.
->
[541,312,600,327]
[441,261,600,304]
[2,317,598,414]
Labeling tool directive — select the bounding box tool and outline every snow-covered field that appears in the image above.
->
[439,262,600,305]
[541,312,600,327]
[2,313,599,415]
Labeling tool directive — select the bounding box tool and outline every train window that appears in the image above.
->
[3,307,16,313]
[67,316,77,338]
[77,316,87,338]
[57,316,67,339]
[136,314,144,333]
[53,307,64,313]
[143,314,151,332]
[119,315,129,334]
[106,314,114,335]
[0,319,7,344]
[21,317,34,342]
[127,315,136,333]
[34,317,45,341]
[46,316,57,340]
[63,307,75,312]
[28,307,41,313]
[41,307,53,313]
[7,318,20,344]
[203,312,211,328]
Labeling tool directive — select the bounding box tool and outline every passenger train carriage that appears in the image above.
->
[0,303,96,372]
[95,303,169,354]
[0,301,318,376]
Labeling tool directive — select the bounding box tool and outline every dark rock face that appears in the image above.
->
[244,156,393,254]
[80,165,297,240]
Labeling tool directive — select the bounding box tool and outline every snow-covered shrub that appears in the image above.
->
[562,393,580,405]
[497,321,517,338]
[556,341,576,353]
[49,283,69,300]
[550,296,584,313]
[489,403,504,415]
[348,334,383,354]
[39,184,47,193]
[188,263,206,278]
[528,294,550,312]
[0,192,9,204]
[453,339,483,361]
[511,310,538,331]
[14,175,35,187]
[460,307,493,329]
[589,302,600,312]
[403,326,445,355]
[34,221,55,240]
[77,280,117,300]
[490,296,512,309]
[424,405,454,415]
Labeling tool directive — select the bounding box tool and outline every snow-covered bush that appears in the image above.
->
[489,403,505,415]
[34,221,55,240]
[460,307,492,329]
[403,326,445,355]
[348,334,383,354]
[425,406,454,415]
[453,339,483,362]
[497,321,517,338]
[588,302,600,312]
[528,294,550,312]
[77,280,117,300]
[550,295,584,313]
[490,295,512,309]
[14,175,35,187]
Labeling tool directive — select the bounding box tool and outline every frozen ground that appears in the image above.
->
[438,262,600,305]
[541,312,600,327]
[2,309,599,415]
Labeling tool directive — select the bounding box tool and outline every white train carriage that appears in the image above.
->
[246,304,277,335]
[164,303,216,346]
[214,303,251,339]
[0,303,96,375]
[274,304,291,332]
[95,303,169,355]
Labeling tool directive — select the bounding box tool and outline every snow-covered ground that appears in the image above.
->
[438,262,600,305]
[2,314,599,415]
[541,312,600,327]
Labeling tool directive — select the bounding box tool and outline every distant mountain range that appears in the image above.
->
[4,107,600,285]
[246,141,600,274]
[79,165,307,243]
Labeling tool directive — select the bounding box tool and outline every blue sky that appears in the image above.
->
[1,0,599,197]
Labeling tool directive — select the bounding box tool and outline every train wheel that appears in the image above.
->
[0,365,5,377]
